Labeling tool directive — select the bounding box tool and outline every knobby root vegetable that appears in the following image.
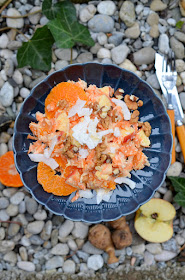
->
[108,217,127,230]
[112,225,132,249]
[88,224,119,264]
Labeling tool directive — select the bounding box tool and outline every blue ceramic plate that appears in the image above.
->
[13,63,172,223]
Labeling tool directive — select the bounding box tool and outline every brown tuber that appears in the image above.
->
[88,224,119,264]
[108,217,132,249]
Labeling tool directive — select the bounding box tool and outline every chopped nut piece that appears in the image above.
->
[62,136,71,153]
[97,154,107,164]
[138,100,143,107]
[112,110,121,122]
[142,122,152,137]
[124,94,138,110]
[100,116,110,129]
[130,95,139,102]
[73,146,79,153]
[106,155,112,164]
[66,150,74,159]
[114,88,124,99]
[130,110,140,123]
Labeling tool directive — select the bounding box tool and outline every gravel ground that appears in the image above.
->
[0,0,185,277]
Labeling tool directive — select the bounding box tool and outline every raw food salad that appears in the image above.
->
[28,80,151,204]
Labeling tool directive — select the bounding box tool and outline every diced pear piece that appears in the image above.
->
[98,94,112,109]
[100,86,110,96]
[137,129,150,147]
[55,112,69,133]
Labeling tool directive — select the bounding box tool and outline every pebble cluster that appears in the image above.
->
[0,0,185,277]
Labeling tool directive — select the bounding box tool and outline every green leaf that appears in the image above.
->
[17,26,54,71]
[174,192,185,207]
[47,17,94,49]
[168,176,185,193]
[176,20,184,29]
[42,0,76,21]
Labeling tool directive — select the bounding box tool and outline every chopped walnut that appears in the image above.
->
[89,101,99,112]
[138,100,143,107]
[106,155,112,164]
[73,146,79,153]
[124,94,138,110]
[100,115,110,129]
[130,110,140,123]
[96,154,107,165]
[130,95,139,102]
[114,88,124,99]
[62,136,71,153]
[142,122,152,137]
[112,109,121,122]
[57,99,69,109]
[66,150,74,159]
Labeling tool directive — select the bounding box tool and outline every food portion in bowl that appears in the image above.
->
[27,79,152,203]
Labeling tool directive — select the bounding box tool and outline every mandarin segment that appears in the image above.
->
[0,151,23,187]
[37,162,77,196]
[45,82,88,119]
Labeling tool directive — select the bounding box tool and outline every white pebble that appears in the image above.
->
[17,261,35,272]
[6,8,24,28]
[0,82,14,107]
[0,34,9,49]
[167,18,176,26]
[13,70,23,85]
[97,48,111,59]
[28,7,41,25]
[63,260,76,274]
[154,250,177,262]
[87,255,104,271]
[167,161,183,177]
[0,143,8,156]
[59,220,74,238]
[20,88,30,99]
[97,1,116,16]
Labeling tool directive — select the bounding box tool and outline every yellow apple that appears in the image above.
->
[134,198,176,243]
[137,129,150,147]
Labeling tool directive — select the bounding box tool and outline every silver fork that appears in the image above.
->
[161,50,177,164]
[161,51,177,110]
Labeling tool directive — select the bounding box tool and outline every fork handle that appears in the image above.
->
[167,109,175,164]
[176,124,185,163]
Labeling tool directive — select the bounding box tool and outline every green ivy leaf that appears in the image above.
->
[17,26,54,71]
[168,176,185,207]
[47,17,94,48]
[42,0,76,21]
[176,21,184,29]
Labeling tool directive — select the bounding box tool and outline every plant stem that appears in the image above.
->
[1,9,42,19]
[0,26,29,40]
[0,0,13,14]
[0,220,22,226]
[70,47,73,64]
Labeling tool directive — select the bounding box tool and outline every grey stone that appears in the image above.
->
[97,48,111,59]
[0,240,15,253]
[20,88,30,99]
[27,221,45,234]
[72,222,89,239]
[176,60,185,72]
[51,243,69,255]
[77,52,93,63]
[170,37,184,59]
[3,251,17,263]
[158,34,170,54]
[108,32,123,46]
[133,47,156,65]
[87,255,104,271]
[6,8,24,28]
[163,190,173,202]
[29,75,47,89]
[0,34,9,49]
[115,248,126,256]
[167,161,183,177]
[76,250,89,262]
[0,49,13,59]
[80,263,88,272]
[82,241,103,255]
[97,32,107,45]
[101,58,112,64]
[180,92,185,110]
[154,250,177,262]
[41,220,52,240]
[79,4,96,23]
[28,7,41,25]
[175,234,185,246]
[19,246,28,261]
[6,204,18,217]
[97,1,116,16]
[0,209,9,221]
[125,22,140,39]
[25,198,38,215]
[88,15,114,33]
[0,197,9,209]
[144,251,155,265]
[10,192,24,205]
[90,43,101,54]
[111,45,130,64]
[147,12,159,26]
[55,49,78,61]
[7,40,22,50]
[8,223,20,237]
[150,0,167,11]
[12,70,23,85]
[30,235,44,245]
[0,228,5,240]
[119,1,135,27]
[63,260,75,274]
[132,244,145,255]
[174,31,185,44]
[162,238,178,252]
[21,236,31,247]
[33,209,47,220]
[67,239,78,251]
[55,60,68,71]
[146,74,160,89]
[4,59,14,77]
[59,220,74,238]
[146,243,162,255]
[17,261,35,272]
[45,256,64,270]
[149,24,159,38]
[0,82,14,107]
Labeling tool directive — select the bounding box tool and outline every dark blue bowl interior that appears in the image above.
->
[13,63,172,223]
